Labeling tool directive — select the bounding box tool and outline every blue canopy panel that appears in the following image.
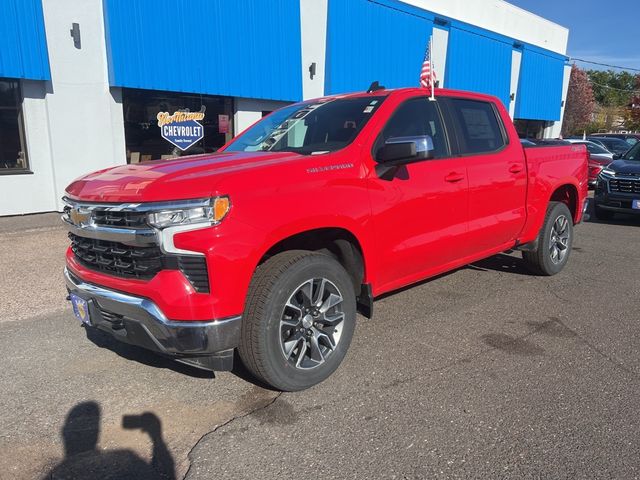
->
[325,0,434,95]
[444,26,512,110]
[0,0,50,80]
[515,47,565,121]
[103,0,302,102]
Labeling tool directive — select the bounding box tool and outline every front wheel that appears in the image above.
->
[522,201,574,276]
[239,251,356,391]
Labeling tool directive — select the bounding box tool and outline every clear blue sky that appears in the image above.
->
[508,0,640,72]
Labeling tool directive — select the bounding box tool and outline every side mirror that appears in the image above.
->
[376,135,435,165]
[613,153,621,160]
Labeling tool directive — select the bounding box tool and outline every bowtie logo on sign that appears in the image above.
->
[157,110,205,151]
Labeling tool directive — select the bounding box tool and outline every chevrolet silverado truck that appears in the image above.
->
[63,87,588,391]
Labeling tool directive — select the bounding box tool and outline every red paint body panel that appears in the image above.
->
[65,88,588,321]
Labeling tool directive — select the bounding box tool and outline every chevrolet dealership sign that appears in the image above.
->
[157,110,205,151]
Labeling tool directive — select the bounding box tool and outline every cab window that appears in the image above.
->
[449,99,506,154]
[375,98,449,159]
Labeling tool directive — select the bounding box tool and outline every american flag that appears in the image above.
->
[419,38,436,89]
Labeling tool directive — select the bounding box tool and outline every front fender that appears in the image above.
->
[173,214,375,320]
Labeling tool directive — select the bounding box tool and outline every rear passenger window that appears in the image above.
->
[450,99,506,154]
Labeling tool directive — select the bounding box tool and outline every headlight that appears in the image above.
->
[148,196,230,229]
[601,168,615,177]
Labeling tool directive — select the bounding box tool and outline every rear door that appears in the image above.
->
[443,98,527,253]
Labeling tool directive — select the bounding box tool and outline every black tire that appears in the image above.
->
[594,204,614,221]
[522,202,574,276]
[239,250,357,391]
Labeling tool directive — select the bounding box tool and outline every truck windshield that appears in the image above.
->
[224,96,386,155]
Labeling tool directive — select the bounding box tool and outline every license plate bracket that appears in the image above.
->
[632,199,640,210]
[70,293,91,325]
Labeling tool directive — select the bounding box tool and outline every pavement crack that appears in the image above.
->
[555,319,639,379]
[182,391,282,479]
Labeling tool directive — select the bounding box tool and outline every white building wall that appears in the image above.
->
[234,98,291,135]
[508,50,522,119]
[432,27,449,86]
[300,0,328,99]
[0,81,58,216]
[546,64,573,138]
[402,0,568,55]
[42,0,126,211]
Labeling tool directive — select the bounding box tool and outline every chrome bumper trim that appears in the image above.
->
[64,267,241,360]
[63,217,158,247]
[62,196,214,212]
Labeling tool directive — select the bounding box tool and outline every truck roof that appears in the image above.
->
[310,87,502,106]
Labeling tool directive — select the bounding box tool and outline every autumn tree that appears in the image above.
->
[562,65,595,136]
[622,74,640,131]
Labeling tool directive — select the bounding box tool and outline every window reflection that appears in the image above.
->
[0,79,29,173]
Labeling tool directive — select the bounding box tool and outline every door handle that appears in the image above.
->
[444,172,465,183]
[509,164,523,174]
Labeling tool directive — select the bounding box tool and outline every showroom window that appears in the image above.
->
[0,79,29,174]
[122,89,234,163]
[514,119,551,139]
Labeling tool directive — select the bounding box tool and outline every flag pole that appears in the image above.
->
[429,36,436,101]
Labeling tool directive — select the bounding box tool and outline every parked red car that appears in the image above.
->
[63,87,588,391]
[565,140,614,186]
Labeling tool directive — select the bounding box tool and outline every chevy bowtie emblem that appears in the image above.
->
[69,208,91,226]
[76,302,87,320]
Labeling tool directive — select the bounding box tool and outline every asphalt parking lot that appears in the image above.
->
[1,205,639,480]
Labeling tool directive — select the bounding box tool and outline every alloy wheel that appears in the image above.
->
[549,214,570,264]
[279,278,345,370]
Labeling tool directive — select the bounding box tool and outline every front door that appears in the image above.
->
[365,97,470,293]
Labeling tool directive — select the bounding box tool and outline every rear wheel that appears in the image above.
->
[239,251,356,391]
[522,202,573,276]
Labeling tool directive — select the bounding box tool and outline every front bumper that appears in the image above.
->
[65,268,241,370]
[594,202,640,215]
[594,182,640,215]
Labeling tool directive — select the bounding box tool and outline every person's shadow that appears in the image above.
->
[45,401,175,480]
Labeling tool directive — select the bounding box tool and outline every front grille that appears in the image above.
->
[92,210,149,228]
[178,256,210,293]
[70,233,163,279]
[98,308,125,329]
[609,177,640,194]
[69,233,211,292]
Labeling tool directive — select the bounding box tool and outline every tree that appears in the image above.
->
[587,70,636,107]
[622,74,640,132]
[562,65,595,137]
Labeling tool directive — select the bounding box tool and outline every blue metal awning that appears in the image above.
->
[0,0,51,81]
[325,0,434,95]
[103,0,303,102]
[445,26,512,109]
[515,47,566,121]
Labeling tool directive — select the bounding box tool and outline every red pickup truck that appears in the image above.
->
[63,87,588,391]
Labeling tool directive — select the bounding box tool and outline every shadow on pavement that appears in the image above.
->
[586,214,640,227]
[85,327,215,379]
[44,401,175,480]
[85,324,274,389]
[468,253,535,276]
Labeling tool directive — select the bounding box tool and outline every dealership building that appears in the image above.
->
[0,0,571,216]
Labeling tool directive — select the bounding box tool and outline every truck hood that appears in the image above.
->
[606,159,640,175]
[65,151,307,202]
